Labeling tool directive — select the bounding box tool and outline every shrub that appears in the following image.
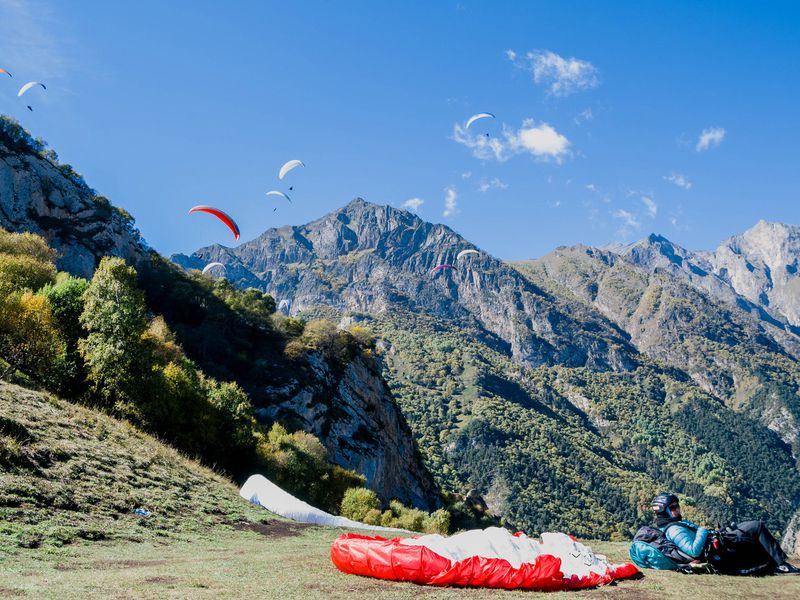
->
[0,291,63,381]
[423,509,451,535]
[362,509,383,526]
[340,487,381,522]
[396,507,426,532]
[284,319,357,366]
[0,229,56,264]
[257,423,363,513]
[347,324,376,349]
[0,253,56,295]
[271,314,305,338]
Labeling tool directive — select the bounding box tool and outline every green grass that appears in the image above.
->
[2,525,800,599]
[0,382,267,551]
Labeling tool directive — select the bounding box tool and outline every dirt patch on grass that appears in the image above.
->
[94,558,174,569]
[0,587,26,597]
[231,520,306,539]
[142,576,181,585]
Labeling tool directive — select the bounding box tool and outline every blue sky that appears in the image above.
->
[1,0,798,260]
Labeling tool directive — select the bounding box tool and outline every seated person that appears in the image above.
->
[651,492,799,575]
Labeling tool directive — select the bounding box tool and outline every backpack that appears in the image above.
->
[629,525,694,570]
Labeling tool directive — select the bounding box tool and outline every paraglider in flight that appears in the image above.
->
[431,264,456,274]
[456,249,480,261]
[188,205,240,240]
[465,112,495,129]
[201,262,226,275]
[267,190,292,203]
[0,69,11,77]
[17,81,46,97]
[278,159,304,180]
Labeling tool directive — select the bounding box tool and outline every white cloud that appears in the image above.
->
[443,186,459,218]
[453,118,571,163]
[402,197,424,212]
[508,49,600,96]
[452,123,508,161]
[696,127,726,151]
[461,171,472,179]
[613,209,641,238]
[585,183,598,192]
[574,108,594,125]
[664,173,692,189]
[477,177,508,193]
[509,120,571,159]
[641,195,658,218]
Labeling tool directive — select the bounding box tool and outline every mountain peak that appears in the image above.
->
[740,219,799,242]
[344,197,371,209]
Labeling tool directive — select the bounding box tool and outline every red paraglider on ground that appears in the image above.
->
[331,528,640,591]
[188,205,240,240]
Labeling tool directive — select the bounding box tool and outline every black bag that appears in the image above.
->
[704,525,773,576]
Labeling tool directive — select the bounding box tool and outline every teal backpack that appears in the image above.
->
[629,525,694,570]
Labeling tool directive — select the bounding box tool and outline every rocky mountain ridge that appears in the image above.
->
[515,244,800,454]
[609,223,800,339]
[173,198,639,373]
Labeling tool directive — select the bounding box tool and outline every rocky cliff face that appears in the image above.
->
[174,198,639,373]
[260,352,439,510]
[0,121,146,278]
[783,508,800,556]
[712,220,800,328]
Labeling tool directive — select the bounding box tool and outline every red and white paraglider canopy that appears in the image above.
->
[188,205,240,240]
[331,527,639,591]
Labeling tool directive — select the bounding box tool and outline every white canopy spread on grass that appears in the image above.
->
[239,474,406,532]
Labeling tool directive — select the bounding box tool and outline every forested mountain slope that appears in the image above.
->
[177,199,800,539]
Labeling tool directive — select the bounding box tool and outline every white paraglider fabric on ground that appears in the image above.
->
[400,527,620,578]
[239,474,406,532]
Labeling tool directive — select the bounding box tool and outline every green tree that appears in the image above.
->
[41,274,90,396]
[79,257,153,416]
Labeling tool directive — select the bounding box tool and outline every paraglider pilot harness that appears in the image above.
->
[700,523,773,576]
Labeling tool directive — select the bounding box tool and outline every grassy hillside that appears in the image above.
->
[0,381,268,552]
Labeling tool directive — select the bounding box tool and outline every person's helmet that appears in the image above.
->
[651,492,679,517]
